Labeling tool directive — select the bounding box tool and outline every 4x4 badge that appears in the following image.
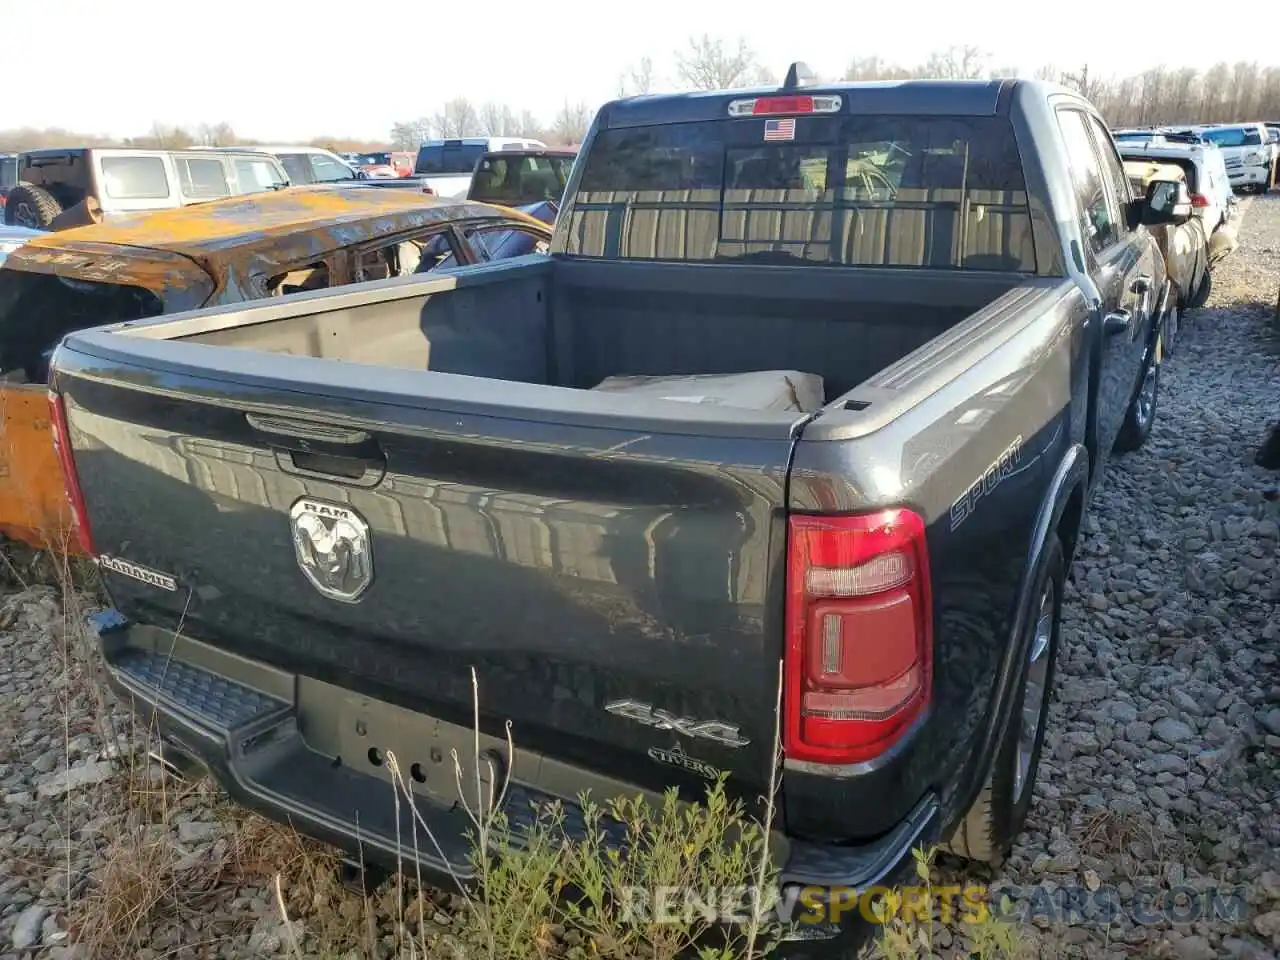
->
[604,699,749,748]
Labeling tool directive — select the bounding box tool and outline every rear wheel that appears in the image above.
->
[944,536,1065,866]
[1114,345,1160,453]
[1162,302,1180,358]
[3,183,61,228]
[1186,267,1213,309]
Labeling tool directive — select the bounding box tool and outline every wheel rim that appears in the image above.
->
[1014,582,1054,803]
[1135,362,1157,430]
[12,202,37,229]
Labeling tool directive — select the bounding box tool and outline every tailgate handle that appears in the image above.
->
[246,413,386,487]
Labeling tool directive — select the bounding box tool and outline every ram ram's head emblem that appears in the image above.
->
[290,498,373,602]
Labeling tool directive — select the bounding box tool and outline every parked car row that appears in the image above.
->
[1114,121,1277,194]
[1106,127,1246,333]
[1,138,570,231]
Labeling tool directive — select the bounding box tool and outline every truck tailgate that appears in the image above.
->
[55,341,798,809]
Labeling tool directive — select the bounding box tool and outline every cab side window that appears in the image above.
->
[1057,109,1117,253]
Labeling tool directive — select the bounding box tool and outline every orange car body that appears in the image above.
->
[0,187,552,555]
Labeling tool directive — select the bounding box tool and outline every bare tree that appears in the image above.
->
[549,101,592,145]
[310,136,391,152]
[1200,62,1231,124]
[1166,67,1200,123]
[842,56,918,81]
[479,101,521,137]
[390,118,431,149]
[517,109,542,137]
[143,123,195,149]
[1060,63,1106,102]
[674,34,768,90]
[1034,63,1062,82]
[1229,60,1261,123]
[195,121,237,147]
[922,46,989,80]
[1138,66,1167,125]
[431,97,482,139]
[1261,67,1280,120]
[618,56,656,97]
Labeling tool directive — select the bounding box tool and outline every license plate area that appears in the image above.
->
[297,678,500,810]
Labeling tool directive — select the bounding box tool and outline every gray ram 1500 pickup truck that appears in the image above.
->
[48,73,1185,951]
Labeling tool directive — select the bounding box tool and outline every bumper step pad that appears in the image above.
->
[112,649,288,734]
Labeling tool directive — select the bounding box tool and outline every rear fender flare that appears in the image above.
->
[947,442,1089,826]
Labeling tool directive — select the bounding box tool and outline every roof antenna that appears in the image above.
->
[783,61,816,90]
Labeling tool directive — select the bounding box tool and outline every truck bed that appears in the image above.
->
[112,256,1029,410]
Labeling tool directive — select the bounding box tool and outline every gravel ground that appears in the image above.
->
[0,199,1277,960]
[992,194,1280,960]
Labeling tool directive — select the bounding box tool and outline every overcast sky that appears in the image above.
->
[6,0,1275,142]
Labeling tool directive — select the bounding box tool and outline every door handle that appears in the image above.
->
[1104,309,1132,336]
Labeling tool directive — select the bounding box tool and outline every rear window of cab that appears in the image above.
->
[563,114,1036,271]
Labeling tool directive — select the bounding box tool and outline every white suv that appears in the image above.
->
[1192,124,1273,193]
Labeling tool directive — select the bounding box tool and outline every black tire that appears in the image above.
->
[1162,301,1179,359]
[3,183,62,228]
[1114,345,1160,453]
[1186,267,1212,309]
[944,535,1065,866]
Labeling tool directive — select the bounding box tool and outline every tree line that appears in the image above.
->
[8,39,1280,154]
[0,122,391,154]
[842,50,1280,128]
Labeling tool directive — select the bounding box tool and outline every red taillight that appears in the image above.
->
[422,185,435,195]
[48,390,95,556]
[1190,193,1209,208]
[784,509,932,765]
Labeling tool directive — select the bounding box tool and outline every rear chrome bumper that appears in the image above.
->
[93,610,940,954]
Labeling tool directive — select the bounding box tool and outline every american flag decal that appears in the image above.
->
[763,118,796,141]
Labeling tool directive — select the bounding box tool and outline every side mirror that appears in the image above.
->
[1142,178,1193,226]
